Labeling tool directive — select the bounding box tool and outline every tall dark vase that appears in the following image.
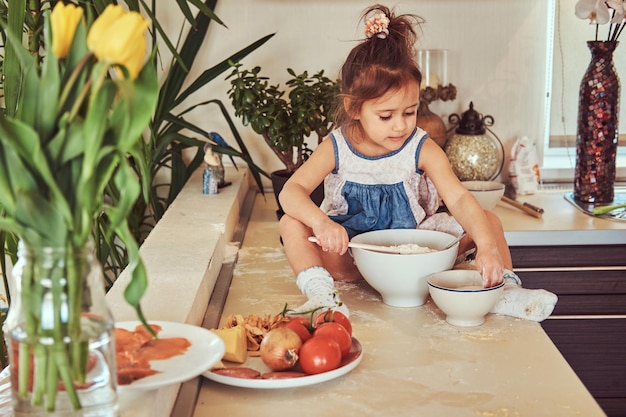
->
[574,41,620,204]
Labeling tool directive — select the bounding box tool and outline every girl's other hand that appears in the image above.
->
[475,247,504,288]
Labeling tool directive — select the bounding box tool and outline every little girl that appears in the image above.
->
[278,4,557,322]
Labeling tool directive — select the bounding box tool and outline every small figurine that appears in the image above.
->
[203,146,221,195]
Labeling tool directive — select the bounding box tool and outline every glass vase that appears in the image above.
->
[574,41,620,204]
[3,240,118,416]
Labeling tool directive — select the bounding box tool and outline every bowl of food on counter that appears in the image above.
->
[427,269,504,327]
[461,180,505,211]
[351,229,460,307]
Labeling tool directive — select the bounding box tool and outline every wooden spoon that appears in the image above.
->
[308,236,403,254]
[307,233,464,254]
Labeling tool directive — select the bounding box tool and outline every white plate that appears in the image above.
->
[117,321,225,390]
[202,338,363,389]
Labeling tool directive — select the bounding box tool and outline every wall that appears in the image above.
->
[159,0,552,184]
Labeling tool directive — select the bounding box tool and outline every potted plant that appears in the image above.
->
[227,64,340,215]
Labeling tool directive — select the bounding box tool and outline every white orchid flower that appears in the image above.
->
[607,0,626,23]
[575,0,611,24]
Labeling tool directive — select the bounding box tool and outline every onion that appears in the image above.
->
[260,327,303,371]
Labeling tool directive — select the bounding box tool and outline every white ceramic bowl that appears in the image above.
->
[427,269,504,327]
[461,181,505,211]
[351,229,459,308]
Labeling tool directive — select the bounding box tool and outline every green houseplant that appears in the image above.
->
[0,0,273,289]
[227,64,340,214]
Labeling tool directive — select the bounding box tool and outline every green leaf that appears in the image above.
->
[16,63,40,129]
[0,117,73,226]
[112,219,150,328]
[46,117,85,165]
[0,218,22,239]
[181,0,225,26]
[123,0,141,12]
[112,61,159,151]
[128,140,153,203]
[15,190,67,246]
[0,144,18,214]
[0,117,42,175]
[82,75,117,181]
[154,0,219,123]
[173,33,275,109]
[3,0,27,117]
[59,22,90,112]
[38,18,61,143]
[174,0,198,28]
[138,1,190,74]
[107,163,141,232]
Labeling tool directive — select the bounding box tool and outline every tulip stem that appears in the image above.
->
[58,52,93,117]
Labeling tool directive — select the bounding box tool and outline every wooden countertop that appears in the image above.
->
[191,194,607,417]
[492,188,626,246]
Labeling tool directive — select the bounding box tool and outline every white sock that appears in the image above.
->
[490,270,558,322]
[287,266,350,317]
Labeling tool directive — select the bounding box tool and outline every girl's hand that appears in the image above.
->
[310,221,349,255]
[474,246,504,288]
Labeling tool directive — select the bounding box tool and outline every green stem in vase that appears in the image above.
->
[17,343,30,398]
[53,341,80,409]
[15,244,84,410]
[31,344,47,406]
[44,348,57,411]
[51,246,82,409]
[33,248,61,406]
[67,248,89,384]
[17,256,36,399]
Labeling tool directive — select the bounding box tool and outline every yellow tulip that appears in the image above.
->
[51,2,84,58]
[87,5,150,79]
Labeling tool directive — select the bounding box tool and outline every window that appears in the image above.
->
[544,0,626,183]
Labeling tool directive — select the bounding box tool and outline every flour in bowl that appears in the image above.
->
[388,243,437,254]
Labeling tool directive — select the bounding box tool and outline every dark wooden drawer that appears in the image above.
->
[511,244,626,417]
[518,269,626,315]
[510,244,626,268]
[542,319,626,417]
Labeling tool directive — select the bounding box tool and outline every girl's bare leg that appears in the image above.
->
[279,214,354,316]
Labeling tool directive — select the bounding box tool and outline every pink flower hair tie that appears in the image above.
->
[365,12,390,39]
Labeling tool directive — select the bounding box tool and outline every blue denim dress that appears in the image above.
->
[320,127,462,239]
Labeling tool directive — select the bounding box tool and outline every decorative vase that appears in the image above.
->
[3,240,118,416]
[416,101,447,148]
[574,41,620,204]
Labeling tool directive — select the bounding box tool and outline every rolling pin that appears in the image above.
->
[500,195,544,218]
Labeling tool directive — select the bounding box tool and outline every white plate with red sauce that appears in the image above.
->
[202,337,363,389]
[116,321,225,390]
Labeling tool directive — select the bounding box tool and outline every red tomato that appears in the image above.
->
[314,310,352,336]
[282,317,312,342]
[314,322,352,358]
[298,336,342,375]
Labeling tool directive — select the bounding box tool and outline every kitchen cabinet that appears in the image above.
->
[511,245,626,417]
[494,192,626,417]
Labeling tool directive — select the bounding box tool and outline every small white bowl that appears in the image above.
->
[461,181,505,211]
[351,229,459,308]
[427,270,504,327]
